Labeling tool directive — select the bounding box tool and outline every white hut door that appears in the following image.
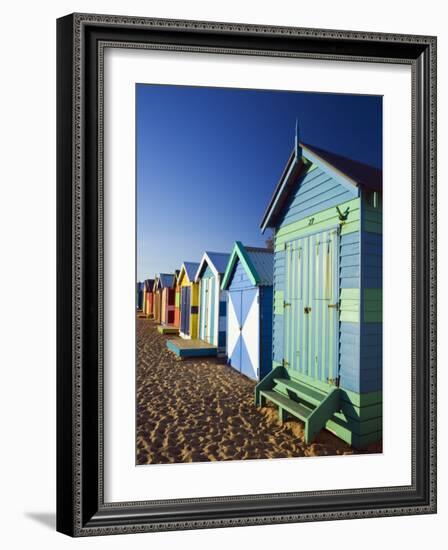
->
[200,278,212,343]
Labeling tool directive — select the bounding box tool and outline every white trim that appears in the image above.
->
[194,251,220,282]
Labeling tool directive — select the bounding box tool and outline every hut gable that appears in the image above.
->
[178,262,200,286]
[156,273,175,289]
[261,142,382,233]
[221,242,274,290]
[144,278,154,291]
[194,252,230,282]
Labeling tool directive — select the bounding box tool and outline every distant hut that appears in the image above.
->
[255,127,382,448]
[157,273,178,334]
[221,242,273,381]
[143,278,154,317]
[152,276,164,324]
[136,282,144,310]
[166,253,229,358]
[195,252,230,357]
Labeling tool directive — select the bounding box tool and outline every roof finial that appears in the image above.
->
[295,118,302,160]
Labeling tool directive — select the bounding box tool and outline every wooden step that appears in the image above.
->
[273,377,327,407]
[260,390,313,422]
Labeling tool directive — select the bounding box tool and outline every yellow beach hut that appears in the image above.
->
[177,262,200,339]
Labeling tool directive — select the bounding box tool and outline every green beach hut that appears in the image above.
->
[255,128,382,448]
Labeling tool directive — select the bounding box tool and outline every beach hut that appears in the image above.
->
[136,282,144,310]
[255,128,382,448]
[143,278,154,317]
[153,274,171,324]
[221,243,273,381]
[157,273,178,334]
[195,252,230,356]
[177,262,200,339]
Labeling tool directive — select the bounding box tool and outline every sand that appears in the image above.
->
[136,318,380,465]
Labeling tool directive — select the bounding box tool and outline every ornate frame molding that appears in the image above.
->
[57,13,437,537]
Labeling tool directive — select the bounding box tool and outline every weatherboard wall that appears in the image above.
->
[178,270,199,340]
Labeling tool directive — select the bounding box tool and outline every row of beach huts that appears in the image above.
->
[137,244,274,381]
[138,130,383,448]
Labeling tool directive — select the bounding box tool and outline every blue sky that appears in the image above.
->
[137,84,382,281]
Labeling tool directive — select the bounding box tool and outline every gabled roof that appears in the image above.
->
[155,273,175,289]
[221,242,274,290]
[260,141,382,232]
[144,278,154,291]
[178,261,200,285]
[195,251,230,282]
[303,143,382,192]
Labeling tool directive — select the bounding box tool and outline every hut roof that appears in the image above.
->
[144,278,154,291]
[195,251,230,281]
[156,273,175,289]
[221,242,274,289]
[182,262,200,283]
[261,141,382,232]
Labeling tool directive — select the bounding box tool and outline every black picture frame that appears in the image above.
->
[56,13,437,537]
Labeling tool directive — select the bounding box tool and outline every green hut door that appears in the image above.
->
[284,228,339,387]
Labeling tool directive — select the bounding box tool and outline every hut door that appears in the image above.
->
[284,228,339,386]
[228,288,259,380]
[181,286,191,335]
[227,291,242,373]
[200,278,211,342]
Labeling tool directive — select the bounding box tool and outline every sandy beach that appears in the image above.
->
[136,317,379,464]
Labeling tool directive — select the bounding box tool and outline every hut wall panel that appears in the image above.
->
[340,233,361,289]
[272,246,285,364]
[217,289,227,353]
[358,194,383,393]
[174,286,181,327]
[259,285,273,379]
[275,197,361,252]
[190,282,199,339]
[209,277,215,344]
[279,166,357,227]
[227,261,254,290]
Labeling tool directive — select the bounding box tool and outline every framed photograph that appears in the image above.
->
[56,13,437,536]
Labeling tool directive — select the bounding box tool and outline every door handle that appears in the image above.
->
[304,306,311,314]
[328,303,339,309]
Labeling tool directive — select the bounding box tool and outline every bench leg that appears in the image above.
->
[278,406,288,424]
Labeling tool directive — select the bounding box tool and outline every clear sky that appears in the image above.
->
[137,84,382,281]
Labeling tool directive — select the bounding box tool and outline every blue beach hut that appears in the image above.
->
[255,128,382,448]
[221,242,273,381]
